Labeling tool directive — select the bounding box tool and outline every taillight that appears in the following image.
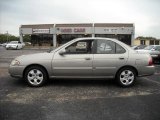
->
[148,57,153,66]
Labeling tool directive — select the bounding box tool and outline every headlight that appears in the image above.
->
[12,45,17,47]
[11,59,20,66]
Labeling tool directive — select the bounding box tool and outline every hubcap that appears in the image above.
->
[120,70,134,85]
[27,69,43,85]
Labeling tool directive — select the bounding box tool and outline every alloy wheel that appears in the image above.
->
[27,69,44,86]
[120,70,134,86]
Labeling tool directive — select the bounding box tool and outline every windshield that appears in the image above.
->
[50,38,78,53]
[9,41,18,44]
[144,46,154,50]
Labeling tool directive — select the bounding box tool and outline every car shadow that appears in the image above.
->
[47,78,118,87]
[10,78,117,88]
[12,78,144,88]
[11,78,27,87]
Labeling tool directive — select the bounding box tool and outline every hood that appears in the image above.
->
[15,52,53,65]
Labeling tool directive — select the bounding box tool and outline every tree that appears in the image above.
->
[9,35,19,41]
[136,36,157,40]
[23,35,31,42]
[0,34,19,43]
[0,34,7,43]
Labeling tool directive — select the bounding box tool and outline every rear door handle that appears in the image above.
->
[85,57,91,60]
[119,57,125,60]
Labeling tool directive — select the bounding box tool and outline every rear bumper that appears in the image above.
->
[152,55,160,62]
[151,54,160,60]
[138,65,155,77]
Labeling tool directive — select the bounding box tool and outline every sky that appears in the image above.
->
[0,0,160,38]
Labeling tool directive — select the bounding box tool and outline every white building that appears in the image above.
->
[20,23,135,47]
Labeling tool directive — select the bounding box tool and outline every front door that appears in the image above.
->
[52,40,93,77]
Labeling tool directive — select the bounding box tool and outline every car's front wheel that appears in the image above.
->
[116,67,136,87]
[24,66,47,87]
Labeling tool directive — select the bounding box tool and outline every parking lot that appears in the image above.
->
[0,46,160,120]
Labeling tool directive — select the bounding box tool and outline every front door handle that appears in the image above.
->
[85,57,91,60]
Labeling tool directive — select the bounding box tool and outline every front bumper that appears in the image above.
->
[8,65,25,78]
[6,46,17,49]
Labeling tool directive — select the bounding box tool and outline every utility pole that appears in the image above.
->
[6,31,8,43]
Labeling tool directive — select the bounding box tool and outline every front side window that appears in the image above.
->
[65,40,93,54]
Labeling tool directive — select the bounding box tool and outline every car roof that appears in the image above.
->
[53,37,135,53]
[75,37,134,52]
[10,41,18,42]
[149,45,160,47]
[75,37,124,43]
[76,37,117,40]
[75,37,126,45]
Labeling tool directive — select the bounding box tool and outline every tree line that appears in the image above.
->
[0,34,31,43]
[0,33,159,44]
[136,36,158,40]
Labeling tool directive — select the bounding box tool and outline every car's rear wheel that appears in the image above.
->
[24,66,47,87]
[116,67,136,87]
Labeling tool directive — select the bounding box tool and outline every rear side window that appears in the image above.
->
[96,40,115,54]
[95,39,126,54]
[116,43,126,54]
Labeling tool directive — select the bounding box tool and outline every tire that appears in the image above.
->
[24,66,48,87]
[116,67,136,87]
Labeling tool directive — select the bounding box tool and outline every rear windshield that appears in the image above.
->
[144,46,154,50]
[10,41,18,44]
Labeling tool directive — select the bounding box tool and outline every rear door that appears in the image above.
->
[93,39,128,77]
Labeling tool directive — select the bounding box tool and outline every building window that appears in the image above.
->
[155,41,159,45]
[140,40,146,45]
[150,40,154,45]
[31,34,53,46]
[57,34,91,45]
[95,34,131,45]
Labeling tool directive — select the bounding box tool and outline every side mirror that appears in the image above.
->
[59,49,66,55]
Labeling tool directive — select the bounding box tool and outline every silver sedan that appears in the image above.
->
[9,38,155,87]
